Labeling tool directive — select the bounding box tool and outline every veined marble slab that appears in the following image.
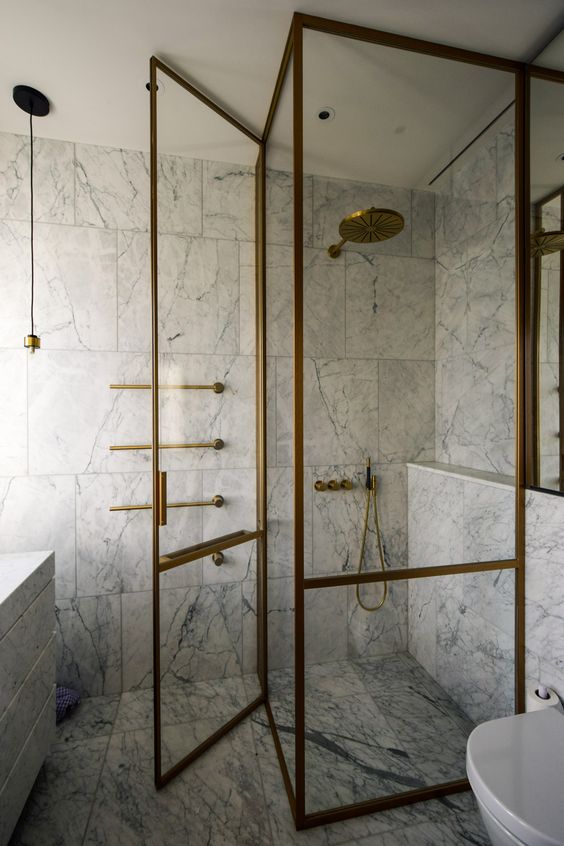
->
[0,551,54,640]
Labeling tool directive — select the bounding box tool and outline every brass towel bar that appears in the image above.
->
[109,495,224,513]
[109,439,224,451]
[110,382,224,393]
[159,528,262,572]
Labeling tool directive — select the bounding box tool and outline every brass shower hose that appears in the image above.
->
[356,474,388,612]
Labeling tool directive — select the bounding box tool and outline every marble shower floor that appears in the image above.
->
[10,656,489,846]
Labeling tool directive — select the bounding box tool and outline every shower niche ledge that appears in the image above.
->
[407,461,515,491]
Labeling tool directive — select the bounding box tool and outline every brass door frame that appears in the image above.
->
[150,55,265,789]
[262,13,526,830]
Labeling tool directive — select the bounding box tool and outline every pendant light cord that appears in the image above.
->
[29,110,35,336]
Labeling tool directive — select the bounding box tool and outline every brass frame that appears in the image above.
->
[150,55,265,789]
[262,13,526,830]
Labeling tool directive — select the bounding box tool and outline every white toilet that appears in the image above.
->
[466,708,564,845]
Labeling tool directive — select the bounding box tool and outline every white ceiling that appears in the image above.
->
[1,0,564,157]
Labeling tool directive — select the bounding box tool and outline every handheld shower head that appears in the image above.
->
[328,207,404,258]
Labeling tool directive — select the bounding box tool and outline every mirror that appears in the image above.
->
[528,31,564,493]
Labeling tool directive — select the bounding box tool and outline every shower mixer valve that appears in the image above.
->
[314,478,353,491]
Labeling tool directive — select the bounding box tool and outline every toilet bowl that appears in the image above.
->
[466,708,564,845]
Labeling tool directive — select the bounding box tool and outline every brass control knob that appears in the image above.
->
[328,480,340,491]
[314,480,327,491]
[212,552,224,566]
[212,495,224,508]
[340,479,353,490]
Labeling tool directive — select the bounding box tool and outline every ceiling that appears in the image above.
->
[1,1,564,192]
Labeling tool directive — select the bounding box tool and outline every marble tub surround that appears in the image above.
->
[0,129,258,698]
[0,551,55,846]
[407,463,516,724]
[434,119,516,476]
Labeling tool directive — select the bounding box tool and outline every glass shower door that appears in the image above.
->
[149,57,264,787]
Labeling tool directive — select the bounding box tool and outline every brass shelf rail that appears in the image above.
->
[110,382,224,393]
[110,439,224,451]
[110,495,224,513]
[159,528,262,573]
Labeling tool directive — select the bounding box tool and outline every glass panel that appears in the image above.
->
[265,54,296,790]
[301,27,517,575]
[304,571,515,814]
[153,63,259,777]
[530,73,564,492]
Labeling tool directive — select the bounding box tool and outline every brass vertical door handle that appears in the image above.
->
[158,471,167,526]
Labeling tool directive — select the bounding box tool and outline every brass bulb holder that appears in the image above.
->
[24,334,40,353]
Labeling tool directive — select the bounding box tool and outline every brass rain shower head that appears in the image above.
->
[327,207,405,259]
[531,229,564,258]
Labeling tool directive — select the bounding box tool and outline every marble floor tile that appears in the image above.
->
[56,694,120,743]
[83,721,272,846]
[352,810,489,845]
[9,735,109,846]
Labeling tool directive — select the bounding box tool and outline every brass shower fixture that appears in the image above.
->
[531,228,564,257]
[328,207,404,258]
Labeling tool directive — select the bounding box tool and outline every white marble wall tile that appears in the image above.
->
[158,235,239,355]
[265,169,313,247]
[348,581,408,659]
[157,153,202,236]
[464,249,515,356]
[121,591,152,691]
[452,134,497,204]
[267,467,293,579]
[201,467,256,584]
[525,490,564,676]
[0,220,32,347]
[267,576,294,670]
[411,190,435,260]
[266,244,293,356]
[28,350,152,475]
[408,578,437,678]
[312,464,368,577]
[546,270,560,364]
[75,144,149,230]
[34,223,117,351]
[436,595,514,723]
[0,474,76,598]
[312,176,412,258]
[496,124,515,206]
[0,350,27,474]
[463,568,515,639]
[158,353,256,472]
[436,346,515,475]
[56,594,121,696]
[463,480,515,564]
[277,357,379,467]
[305,587,348,665]
[117,230,150,352]
[76,471,203,596]
[159,583,243,684]
[0,132,74,224]
[242,579,258,676]
[202,161,254,242]
[407,466,464,568]
[239,241,256,355]
[304,248,346,358]
[379,360,434,464]
[266,355,277,469]
[345,252,434,360]
[434,260,466,360]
